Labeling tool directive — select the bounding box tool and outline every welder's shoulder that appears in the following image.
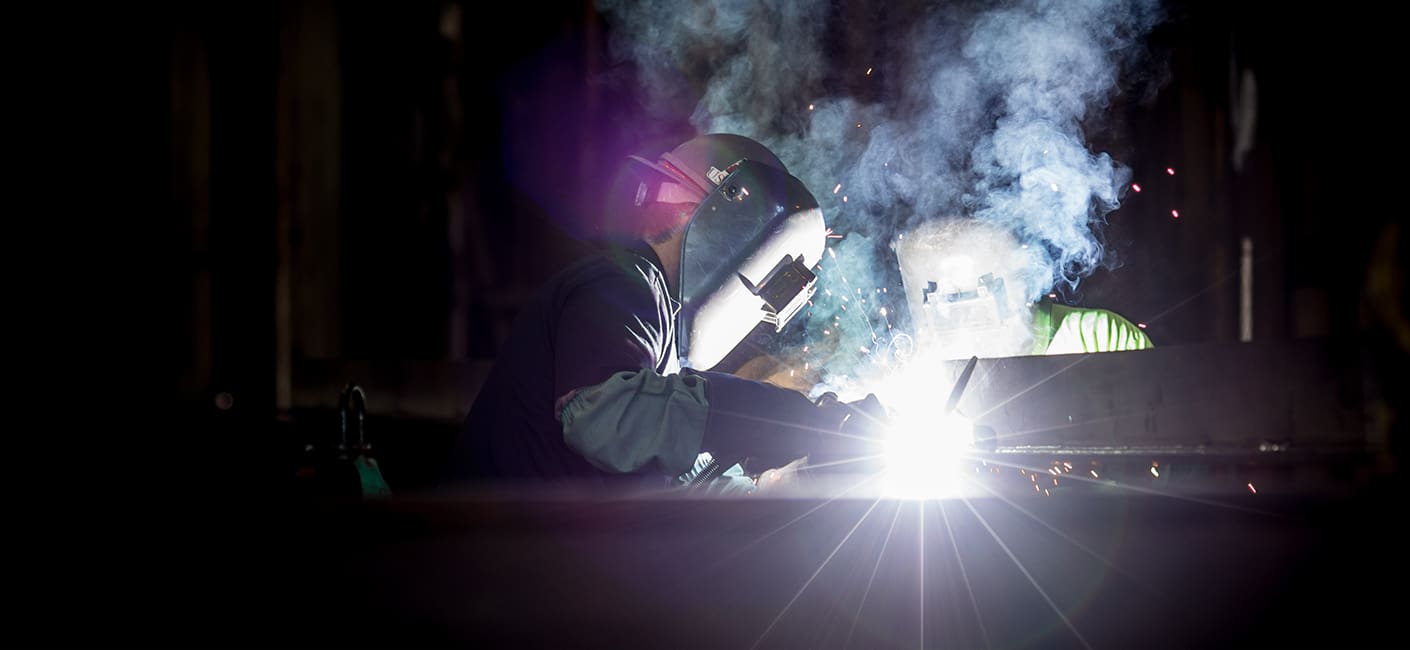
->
[550,252,660,314]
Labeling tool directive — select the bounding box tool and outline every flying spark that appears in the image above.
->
[1247,482,1257,494]
[865,67,873,76]
[1172,210,1180,218]
[1150,466,1160,477]
[1090,470,1099,478]
[1166,167,1176,175]
[808,103,815,111]
[833,183,841,194]
[1132,183,1142,192]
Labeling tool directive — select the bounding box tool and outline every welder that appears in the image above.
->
[895,217,1152,361]
[444,134,885,493]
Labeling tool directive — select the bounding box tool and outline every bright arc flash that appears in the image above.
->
[883,412,974,499]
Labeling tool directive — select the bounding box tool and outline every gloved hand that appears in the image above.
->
[807,392,889,472]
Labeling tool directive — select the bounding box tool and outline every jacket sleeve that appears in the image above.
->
[557,367,862,478]
[691,370,860,472]
[558,370,709,476]
[1045,306,1154,354]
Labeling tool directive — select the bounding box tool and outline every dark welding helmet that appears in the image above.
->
[628,134,826,370]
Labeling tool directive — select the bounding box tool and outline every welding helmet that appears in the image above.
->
[628,134,826,370]
[894,218,1044,360]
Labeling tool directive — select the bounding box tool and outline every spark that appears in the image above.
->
[1150,466,1160,477]
[802,346,808,353]
[860,346,870,354]
[856,122,862,128]
[1090,470,1099,478]
[1132,183,1143,192]
[828,248,837,259]
[808,103,815,111]
[824,289,832,296]
[833,183,842,194]
[865,66,873,76]
[789,369,794,377]
[823,330,831,335]
[1172,210,1180,219]
[882,288,887,293]
[1247,482,1257,494]
[842,195,848,203]
[1137,322,1148,329]
[827,233,844,239]
[1050,183,1059,192]
[1063,462,1073,470]
[1166,167,1176,175]
[1053,478,1059,486]
[879,307,887,317]
[1044,488,1051,496]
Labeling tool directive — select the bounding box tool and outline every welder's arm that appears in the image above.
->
[558,370,709,476]
[558,369,873,477]
[691,370,873,472]
[1045,306,1154,355]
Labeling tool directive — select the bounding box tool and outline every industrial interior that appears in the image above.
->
[29,1,1408,647]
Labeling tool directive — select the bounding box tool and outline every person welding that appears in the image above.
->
[444,133,885,493]
[895,217,1153,361]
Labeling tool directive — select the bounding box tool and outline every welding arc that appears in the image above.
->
[944,355,980,415]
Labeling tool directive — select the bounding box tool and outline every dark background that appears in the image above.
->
[19,1,1406,645]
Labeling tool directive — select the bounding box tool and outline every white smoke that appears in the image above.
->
[596,0,1165,394]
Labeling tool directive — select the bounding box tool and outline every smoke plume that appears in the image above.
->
[596,0,1165,395]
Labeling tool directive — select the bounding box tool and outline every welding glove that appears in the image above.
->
[810,392,889,471]
[690,370,887,474]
